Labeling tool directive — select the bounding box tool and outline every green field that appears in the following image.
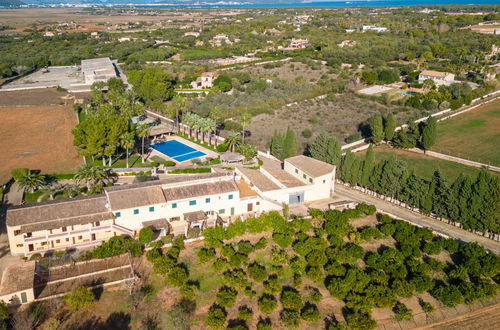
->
[370,145,494,182]
[432,98,500,166]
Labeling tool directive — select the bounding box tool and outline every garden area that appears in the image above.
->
[432,98,500,166]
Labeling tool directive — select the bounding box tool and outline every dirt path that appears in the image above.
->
[416,303,500,329]
[334,185,500,254]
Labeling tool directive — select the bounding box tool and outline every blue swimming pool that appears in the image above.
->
[398,91,416,95]
[150,140,206,162]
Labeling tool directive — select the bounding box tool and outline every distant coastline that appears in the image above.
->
[125,1,500,8]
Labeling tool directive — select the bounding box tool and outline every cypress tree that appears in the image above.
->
[341,151,355,182]
[270,130,285,160]
[421,116,437,151]
[361,145,375,187]
[371,115,384,144]
[384,113,396,141]
[350,157,362,186]
[283,127,298,159]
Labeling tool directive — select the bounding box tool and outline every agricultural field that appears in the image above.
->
[246,94,426,151]
[0,101,82,183]
[365,145,495,182]
[40,206,499,329]
[432,98,500,167]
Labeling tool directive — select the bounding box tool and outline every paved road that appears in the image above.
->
[334,185,500,254]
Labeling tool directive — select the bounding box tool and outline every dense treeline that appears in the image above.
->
[0,34,156,78]
[338,145,500,235]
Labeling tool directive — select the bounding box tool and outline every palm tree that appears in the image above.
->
[182,112,193,137]
[206,118,216,146]
[17,171,46,193]
[74,164,108,189]
[120,132,136,168]
[172,95,189,133]
[137,123,151,163]
[225,132,241,152]
[191,115,202,141]
[239,112,252,145]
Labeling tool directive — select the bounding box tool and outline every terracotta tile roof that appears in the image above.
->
[285,155,335,178]
[107,185,166,210]
[238,167,280,192]
[162,180,238,201]
[0,261,35,295]
[6,195,111,228]
[419,70,449,78]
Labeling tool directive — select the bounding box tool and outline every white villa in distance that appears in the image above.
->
[6,155,335,257]
[418,70,456,85]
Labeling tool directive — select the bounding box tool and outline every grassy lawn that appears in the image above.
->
[24,190,46,204]
[369,145,495,182]
[432,98,500,166]
[87,155,154,169]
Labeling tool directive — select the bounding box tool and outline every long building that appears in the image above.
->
[6,156,335,257]
[81,57,117,85]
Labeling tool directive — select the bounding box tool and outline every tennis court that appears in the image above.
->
[150,140,206,162]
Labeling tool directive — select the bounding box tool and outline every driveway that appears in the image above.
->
[334,185,500,254]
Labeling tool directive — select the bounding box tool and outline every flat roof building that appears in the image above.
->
[81,57,117,85]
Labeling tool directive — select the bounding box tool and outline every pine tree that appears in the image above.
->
[371,115,384,144]
[309,131,341,165]
[421,116,437,151]
[283,127,298,159]
[361,145,375,187]
[384,113,396,141]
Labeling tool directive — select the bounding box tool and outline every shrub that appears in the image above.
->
[393,302,412,321]
[216,286,238,308]
[206,305,227,329]
[306,265,324,284]
[216,144,229,152]
[212,258,229,273]
[264,276,281,294]
[301,129,312,138]
[221,269,249,289]
[305,250,328,266]
[271,248,289,264]
[229,253,248,268]
[225,220,247,240]
[198,248,216,263]
[280,287,303,311]
[257,318,272,330]
[301,303,321,322]
[345,132,362,144]
[29,253,42,261]
[254,237,268,250]
[421,302,435,314]
[272,233,293,248]
[146,248,162,262]
[221,245,236,258]
[238,306,253,321]
[139,227,154,244]
[290,256,305,274]
[168,168,211,174]
[423,242,441,255]
[166,266,188,287]
[180,282,198,300]
[248,263,267,282]
[431,285,464,307]
[237,241,254,255]
[345,312,377,330]
[258,294,277,315]
[280,309,301,328]
[307,287,322,303]
[64,287,95,310]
